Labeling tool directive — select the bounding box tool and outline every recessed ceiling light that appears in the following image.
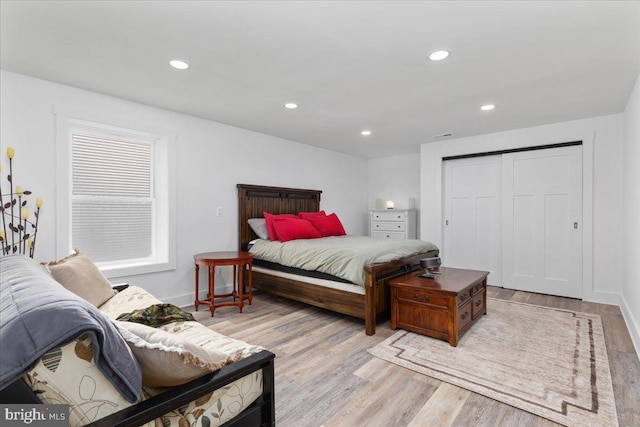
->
[429,50,449,61]
[284,103,298,109]
[361,130,372,136]
[480,104,495,111]
[169,60,189,70]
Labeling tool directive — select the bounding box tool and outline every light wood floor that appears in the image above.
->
[190,287,640,427]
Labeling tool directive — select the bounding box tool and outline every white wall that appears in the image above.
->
[368,153,421,235]
[0,70,369,305]
[622,73,640,355]
[420,114,625,306]
[368,153,420,210]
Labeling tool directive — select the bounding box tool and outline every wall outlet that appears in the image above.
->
[216,207,223,217]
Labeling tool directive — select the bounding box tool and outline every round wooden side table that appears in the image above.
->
[194,251,253,316]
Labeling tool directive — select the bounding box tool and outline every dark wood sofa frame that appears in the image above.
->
[0,349,275,427]
[237,183,436,335]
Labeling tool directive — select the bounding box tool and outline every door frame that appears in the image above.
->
[421,132,602,303]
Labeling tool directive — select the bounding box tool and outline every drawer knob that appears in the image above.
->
[461,312,469,320]
[459,294,469,302]
[475,300,482,307]
[413,294,429,303]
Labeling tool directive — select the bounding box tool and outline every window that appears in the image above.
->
[56,108,176,277]
[72,132,154,263]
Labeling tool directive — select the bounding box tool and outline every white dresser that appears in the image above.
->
[369,209,416,240]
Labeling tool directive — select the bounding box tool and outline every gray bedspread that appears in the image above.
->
[250,235,439,286]
[0,255,141,403]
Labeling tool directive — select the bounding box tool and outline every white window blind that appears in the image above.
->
[72,132,155,263]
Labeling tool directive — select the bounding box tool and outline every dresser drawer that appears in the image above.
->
[395,301,449,336]
[457,289,473,307]
[396,288,450,308]
[371,211,406,222]
[473,282,485,295]
[369,209,416,240]
[372,222,406,232]
[457,301,473,332]
[472,292,485,319]
[371,231,406,239]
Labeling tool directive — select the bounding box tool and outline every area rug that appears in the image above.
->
[368,298,618,426]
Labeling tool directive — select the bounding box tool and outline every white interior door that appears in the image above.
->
[502,145,583,298]
[443,155,502,285]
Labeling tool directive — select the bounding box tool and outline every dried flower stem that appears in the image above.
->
[9,158,14,253]
[0,181,7,255]
[17,194,22,254]
[30,206,40,257]
[20,201,26,255]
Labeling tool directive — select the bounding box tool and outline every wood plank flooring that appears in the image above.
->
[190,287,640,427]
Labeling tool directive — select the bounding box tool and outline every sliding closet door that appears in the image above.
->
[443,155,502,286]
[502,145,582,298]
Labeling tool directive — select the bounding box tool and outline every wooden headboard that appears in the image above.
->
[237,184,322,251]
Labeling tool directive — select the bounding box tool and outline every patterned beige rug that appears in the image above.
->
[369,298,618,426]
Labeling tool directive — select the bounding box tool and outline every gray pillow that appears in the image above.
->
[248,218,269,240]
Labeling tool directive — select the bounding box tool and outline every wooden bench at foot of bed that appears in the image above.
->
[238,184,436,335]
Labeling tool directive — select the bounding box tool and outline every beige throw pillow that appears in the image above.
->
[113,321,242,387]
[44,250,116,307]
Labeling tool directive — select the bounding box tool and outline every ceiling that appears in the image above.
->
[1,1,639,159]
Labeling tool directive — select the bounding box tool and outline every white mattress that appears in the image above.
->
[253,265,366,295]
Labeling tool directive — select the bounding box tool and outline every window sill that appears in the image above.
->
[99,258,176,279]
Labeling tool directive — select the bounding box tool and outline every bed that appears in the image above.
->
[237,184,439,335]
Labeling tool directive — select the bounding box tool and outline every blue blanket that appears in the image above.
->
[0,255,141,403]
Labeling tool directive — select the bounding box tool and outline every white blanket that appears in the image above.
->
[249,235,438,286]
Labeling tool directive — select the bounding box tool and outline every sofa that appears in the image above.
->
[0,253,275,427]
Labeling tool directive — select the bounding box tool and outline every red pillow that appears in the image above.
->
[298,210,326,219]
[305,213,346,237]
[263,212,298,241]
[272,218,322,242]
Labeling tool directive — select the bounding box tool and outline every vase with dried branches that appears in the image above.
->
[0,147,43,257]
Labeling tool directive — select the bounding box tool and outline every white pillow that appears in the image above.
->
[248,218,269,240]
[113,321,242,387]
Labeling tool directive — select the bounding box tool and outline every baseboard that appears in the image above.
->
[619,296,640,361]
[586,290,640,358]
[163,284,236,309]
[163,293,196,308]
[585,289,620,306]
